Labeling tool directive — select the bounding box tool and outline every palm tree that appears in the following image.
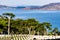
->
[2,13,15,35]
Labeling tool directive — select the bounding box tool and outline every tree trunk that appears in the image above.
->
[8,17,10,35]
[28,28,30,34]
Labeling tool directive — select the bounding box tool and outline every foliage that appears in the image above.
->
[0,13,59,35]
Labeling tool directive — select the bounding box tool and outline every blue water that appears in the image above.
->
[0,9,60,30]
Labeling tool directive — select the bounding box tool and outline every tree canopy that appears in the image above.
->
[0,13,60,35]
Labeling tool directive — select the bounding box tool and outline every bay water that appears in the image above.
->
[0,9,60,30]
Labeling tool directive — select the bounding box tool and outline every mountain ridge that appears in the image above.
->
[0,3,60,10]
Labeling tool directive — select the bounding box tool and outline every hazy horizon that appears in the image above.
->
[0,0,60,6]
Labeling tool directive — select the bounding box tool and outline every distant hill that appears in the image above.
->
[0,5,14,9]
[1,3,60,10]
[15,6,41,10]
[39,3,60,10]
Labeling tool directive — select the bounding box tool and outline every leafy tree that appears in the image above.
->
[3,13,15,18]
[52,27,59,35]
[2,13,15,34]
[0,12,59,35]
[42,22,52,35]
[24,18,39,34]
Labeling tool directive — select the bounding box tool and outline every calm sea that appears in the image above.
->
[0,9,60,30]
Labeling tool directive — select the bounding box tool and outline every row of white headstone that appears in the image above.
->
[0,35,33,40]
[11,35,33,40]
[0,35,60,40]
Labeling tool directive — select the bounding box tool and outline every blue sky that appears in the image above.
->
[0,0,60,6]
